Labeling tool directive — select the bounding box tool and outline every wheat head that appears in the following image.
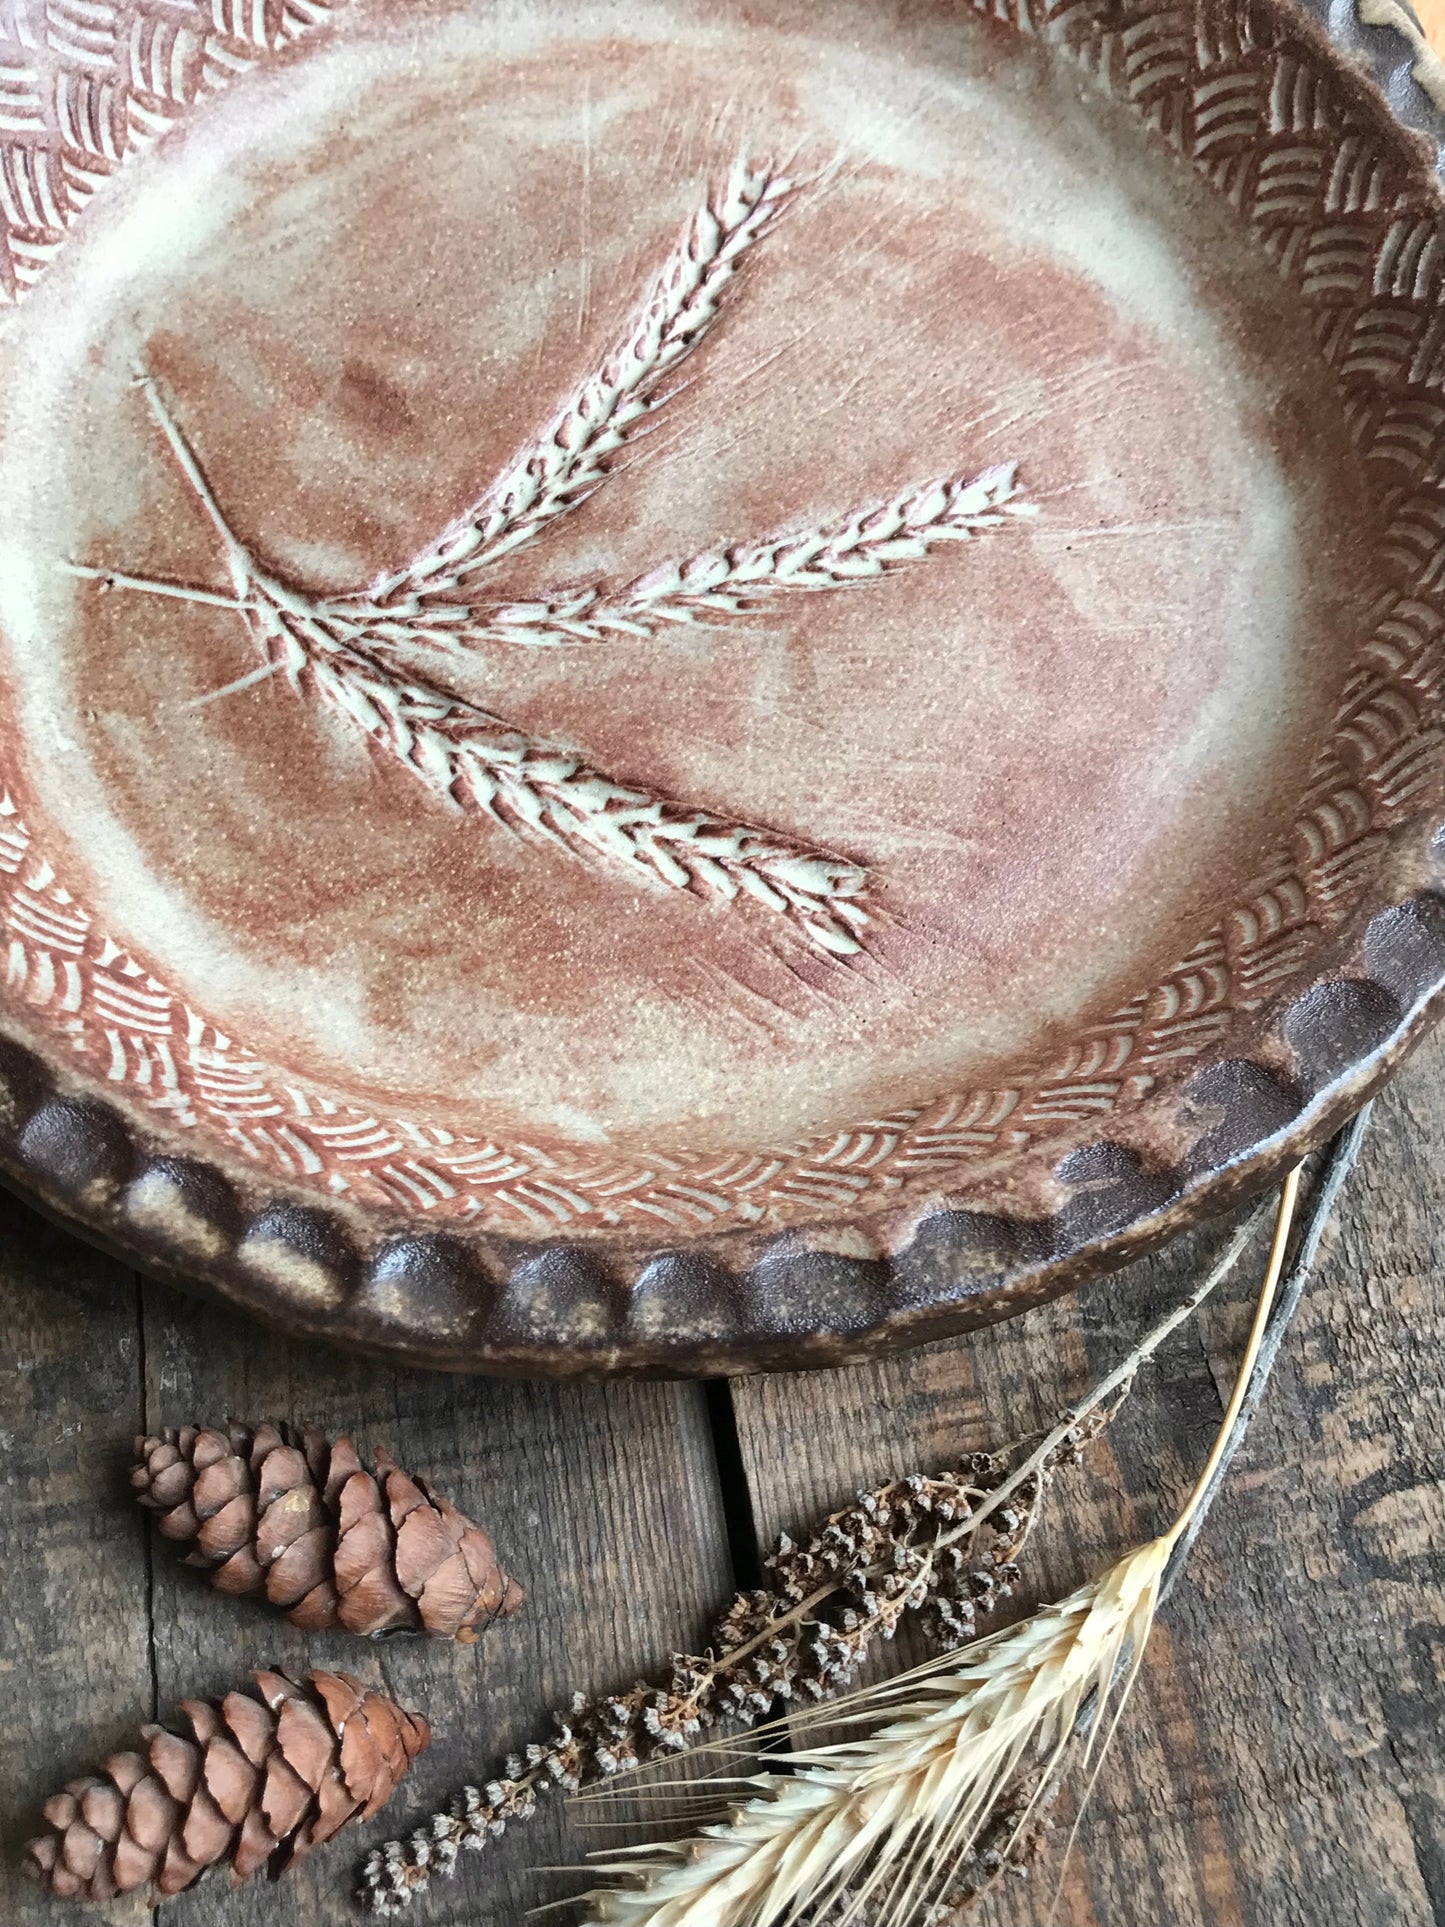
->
[356,155,793,608]
[241,579,871,956]
[579,1535,1170,1927]
[428,464,1034,652]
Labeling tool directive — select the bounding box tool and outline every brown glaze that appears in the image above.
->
[0,0,1441,1370]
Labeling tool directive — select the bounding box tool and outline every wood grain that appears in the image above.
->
[0,1201,150,1927]
[2,1253,733,1925]
[730,1026,1445,1927]
[0,1039,1442,1924]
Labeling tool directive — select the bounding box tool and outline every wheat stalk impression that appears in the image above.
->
[576,1167,1307,1927]
[66,154,1033,957]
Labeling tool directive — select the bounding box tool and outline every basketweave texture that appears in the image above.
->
[0,0,1443,1369]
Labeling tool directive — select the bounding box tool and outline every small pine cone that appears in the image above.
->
[134,1422,524,1641]
[24,1669,429,1901]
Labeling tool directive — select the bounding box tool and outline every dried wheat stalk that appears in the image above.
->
[69,151,1034,954]
[357,1200,1280,1915]
[581,1538,1174,1927]
[575,1168,1309,1927]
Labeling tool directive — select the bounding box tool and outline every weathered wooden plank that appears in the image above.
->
[0,1198,150,1927]
[138,1280,734,1926]
[3,1049,1441,1927]
[729,1029,1445,1927]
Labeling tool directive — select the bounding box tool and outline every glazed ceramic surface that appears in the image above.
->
[0,0,1443,1371]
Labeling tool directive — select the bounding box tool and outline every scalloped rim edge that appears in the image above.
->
[2,0,1445,1374]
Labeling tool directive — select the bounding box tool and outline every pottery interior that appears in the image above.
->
[0,0,1396,1242]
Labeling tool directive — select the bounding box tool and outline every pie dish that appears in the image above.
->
[1,0,1443,1372]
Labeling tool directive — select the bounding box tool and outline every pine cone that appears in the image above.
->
[133,1422,524,1641]
[24,1668,429,1900]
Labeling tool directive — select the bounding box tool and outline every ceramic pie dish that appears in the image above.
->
[1,0,1443,1374]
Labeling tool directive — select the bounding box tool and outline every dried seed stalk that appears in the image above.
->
[576,1171,1307,1927]
[357,1432,1099,1916]
[357,1200,1274,1916]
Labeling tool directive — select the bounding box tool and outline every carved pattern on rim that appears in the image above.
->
[0,0,339,301]
[0,0,1442,1242]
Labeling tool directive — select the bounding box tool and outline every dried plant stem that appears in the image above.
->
[356,1130,1366,1920]
[1160,1106,1370,1597]
[358,1442,1064,1917]
[961,1198,1268,1547]
[966,1124,1369,1921]
[358,1203,1273,1916]
[576,1173,1308,1927]
[1164,1162,1300,1552]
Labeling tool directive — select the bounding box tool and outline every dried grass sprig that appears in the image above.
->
[357,1200,1279,1916]
[574,1168,1304,1926]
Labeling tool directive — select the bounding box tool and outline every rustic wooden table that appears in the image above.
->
[2,1030,1443,1927]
